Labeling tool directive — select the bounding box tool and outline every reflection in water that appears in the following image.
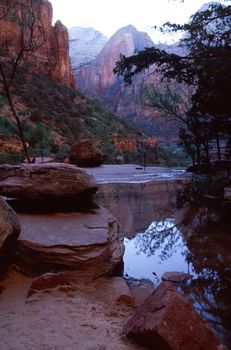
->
[98,181,231,347]
[98,180,188,237]
[124,219,192,284]
[124,217,231,346]
[136,219,185,261]
[180,226,231,346]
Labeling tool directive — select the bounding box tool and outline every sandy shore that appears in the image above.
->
[0,268,153,350]
[0,165,175,349]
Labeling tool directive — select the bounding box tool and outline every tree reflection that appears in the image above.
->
[180,226,231,346]
[132,214,231,346]
[134,218,186,261]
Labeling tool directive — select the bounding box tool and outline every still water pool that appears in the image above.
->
[124,218,191,284]
[99,180,231,347]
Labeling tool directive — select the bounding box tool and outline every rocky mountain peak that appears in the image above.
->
[73,25,154,92]
[98,24,153,60]
[105,24,153,52]
[72,24,179,140]
[69,26,107,68]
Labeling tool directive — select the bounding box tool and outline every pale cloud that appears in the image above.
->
[49,0,230,43]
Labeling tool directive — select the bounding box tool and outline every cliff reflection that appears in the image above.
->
[98,180,187,237]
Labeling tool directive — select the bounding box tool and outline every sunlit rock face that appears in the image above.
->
[69,26,107,68]
[0,0,75,87]
[75,25,153,92]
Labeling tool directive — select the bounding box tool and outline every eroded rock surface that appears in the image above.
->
[27,272,74,298]
[0,163,98,200]
[69,139,104,167]
[0,196,20,250]
[124,281,221,350]
[17,206,124,276]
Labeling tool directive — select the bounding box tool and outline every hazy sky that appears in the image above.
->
[49,0,230,43]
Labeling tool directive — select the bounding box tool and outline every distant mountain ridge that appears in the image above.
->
[76,25,154,92]
[0,2,184,166]
[69,2,223,139]
[70,25,180,139]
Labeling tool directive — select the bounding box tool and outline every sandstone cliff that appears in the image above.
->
[73,25,179,140]
[0,0,74,88]
[75,25,153,93]
[69,27,107,70]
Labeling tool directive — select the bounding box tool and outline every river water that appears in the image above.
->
[98,179,231,347]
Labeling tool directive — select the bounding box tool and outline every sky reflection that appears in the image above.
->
[123,218,193,284]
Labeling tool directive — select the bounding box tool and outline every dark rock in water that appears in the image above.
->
[124,281,221,350]
[162,271,193,283]
[69,139,104,167]
[0,163,98,201]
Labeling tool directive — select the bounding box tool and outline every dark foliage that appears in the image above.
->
[114,3,231,165]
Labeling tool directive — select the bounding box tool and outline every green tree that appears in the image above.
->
[114,3,231,165]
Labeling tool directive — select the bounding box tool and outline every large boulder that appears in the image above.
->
[0,163,98,201]
[0,196,20,250]
[17,206,124,276]
[124,281,221,350]
[69,139,104,167]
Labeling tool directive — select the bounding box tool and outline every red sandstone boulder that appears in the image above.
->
[17,206,124,276]
[124,281,221,350]
[69,139,104,167]
[0,163,98,200]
